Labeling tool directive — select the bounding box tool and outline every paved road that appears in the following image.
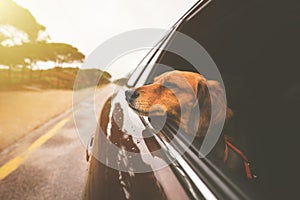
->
[0,85,115,200]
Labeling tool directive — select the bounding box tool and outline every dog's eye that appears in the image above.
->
[163,82,177,89]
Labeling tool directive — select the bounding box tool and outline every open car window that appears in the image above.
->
[132,0,300,199]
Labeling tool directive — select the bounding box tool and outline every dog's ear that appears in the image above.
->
[206,80,233,122]
[190,78,211,137]
[193,79,209,108]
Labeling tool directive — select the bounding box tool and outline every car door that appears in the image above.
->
[85,0,299,199]
[84,36,194,200]
[141,0,299,199]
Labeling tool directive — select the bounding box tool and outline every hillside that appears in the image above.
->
[0,67,111,90]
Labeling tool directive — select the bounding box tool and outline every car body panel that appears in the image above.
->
[84,89,190,200]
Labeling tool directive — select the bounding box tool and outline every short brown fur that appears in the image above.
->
[127,70,233,137]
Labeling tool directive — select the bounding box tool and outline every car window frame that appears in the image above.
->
[126,0,214,88]
[125,0,264,199]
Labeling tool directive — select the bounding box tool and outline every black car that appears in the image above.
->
[84,0,299,199]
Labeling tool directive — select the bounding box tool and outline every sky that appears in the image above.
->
[13,0,198,78]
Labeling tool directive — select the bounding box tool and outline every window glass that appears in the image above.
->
[127,53,152,87]
[127,30,173,87]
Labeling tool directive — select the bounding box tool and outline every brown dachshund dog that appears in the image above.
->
[125,70,255,179]
[125,70,233,136]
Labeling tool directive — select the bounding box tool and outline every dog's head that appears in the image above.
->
[125,70,232,136]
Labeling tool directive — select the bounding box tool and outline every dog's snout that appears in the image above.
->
[125,90,140,102]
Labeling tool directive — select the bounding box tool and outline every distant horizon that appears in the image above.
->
[0,49,148,80]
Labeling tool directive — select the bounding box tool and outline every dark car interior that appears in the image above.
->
[141,0,299,198]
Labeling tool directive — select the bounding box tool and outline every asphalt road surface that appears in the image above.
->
[0,85,115,200]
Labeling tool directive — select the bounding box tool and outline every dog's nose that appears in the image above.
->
[125,90,140,102]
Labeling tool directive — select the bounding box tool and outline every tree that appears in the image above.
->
[50,43,85,66]
[0,0,85,80]
[0,0,46,43]
[0,45,26,77]
[0,32,8,43]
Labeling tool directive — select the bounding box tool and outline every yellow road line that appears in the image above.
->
[0,117,70,180]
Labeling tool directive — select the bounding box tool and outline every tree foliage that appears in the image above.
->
[0,0,45,42]
[0,0,85,71]
[0,42,85,68]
